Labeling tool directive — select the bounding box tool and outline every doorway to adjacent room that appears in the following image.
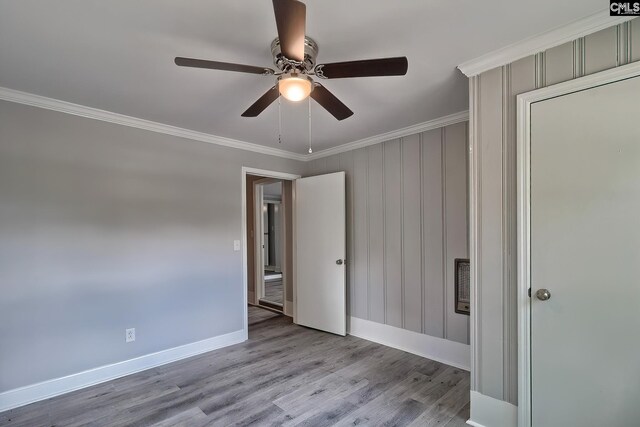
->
[244,171,296,317]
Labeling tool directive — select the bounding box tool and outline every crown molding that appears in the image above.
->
[0,87,308,162]
[306,110,469,160]
[458,11,635,77]
[0,86,468,162]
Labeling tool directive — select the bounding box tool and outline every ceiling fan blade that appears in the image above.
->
[272,0,306,62]
[175,57,274,75]
[316,57,408,79]
[310,84,353,121]
[241,86,280,117]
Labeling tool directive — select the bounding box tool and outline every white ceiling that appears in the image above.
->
[0,0,605,154]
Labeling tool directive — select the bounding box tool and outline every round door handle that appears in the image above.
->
[336,259,344,265]
[535,289,551,301]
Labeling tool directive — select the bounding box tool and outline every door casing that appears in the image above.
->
[252,177,281,306]
[516,60,640,427]
[241,167,301,336]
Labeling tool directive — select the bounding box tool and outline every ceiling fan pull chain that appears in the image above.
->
[278,95,282,144]
[308,97,313,154]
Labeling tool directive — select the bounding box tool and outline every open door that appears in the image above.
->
[295,172,346,336]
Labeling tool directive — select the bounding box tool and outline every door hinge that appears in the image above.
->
[528,288,531,297]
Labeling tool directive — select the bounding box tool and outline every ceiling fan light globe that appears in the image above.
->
[278,74,313,102]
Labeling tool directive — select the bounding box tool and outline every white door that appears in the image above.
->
[295,172,346,335]
[530,75,640,426]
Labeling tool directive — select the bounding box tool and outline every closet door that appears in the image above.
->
[529,75,640,426]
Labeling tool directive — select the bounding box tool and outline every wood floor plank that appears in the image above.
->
[0,306,470,427]
[443,402,471,427]
[149,407,207,427]
[333,370,432,426]
[408,376,471,427]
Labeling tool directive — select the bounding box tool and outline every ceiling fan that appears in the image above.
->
[174,0,408,121]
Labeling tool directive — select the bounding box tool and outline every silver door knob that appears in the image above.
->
[336,259,344,265]
[535,289,551,301]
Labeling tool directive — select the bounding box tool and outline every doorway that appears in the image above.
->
[241,167,348,337]
[517,63,640,426]
[242,168,299,327]
[258,180,285,311]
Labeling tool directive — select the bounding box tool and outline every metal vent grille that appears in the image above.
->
[455,258,470,315]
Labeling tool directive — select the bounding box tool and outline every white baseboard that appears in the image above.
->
[0,329,246,413]
[284,300,293,317]
[348,316,470,371]
[467,391,517,427]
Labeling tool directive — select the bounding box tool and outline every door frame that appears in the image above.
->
[252,177,280,305]
[241,167,301,335]
[516,60,640,427]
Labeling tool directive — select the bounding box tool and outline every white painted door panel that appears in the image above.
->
[295,172,346,336]
[530,76,640,426]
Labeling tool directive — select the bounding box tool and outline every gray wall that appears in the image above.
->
[470,18,640,405]
[0,100,305,393]
[306,121,470,344]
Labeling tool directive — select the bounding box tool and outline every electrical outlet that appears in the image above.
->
[126,328,135,343]
[233,240,241,251]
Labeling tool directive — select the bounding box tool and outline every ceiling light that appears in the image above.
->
[278,73,313,102]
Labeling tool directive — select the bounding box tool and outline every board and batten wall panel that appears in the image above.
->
[306,121,470,345]
[633,19,640,61]
[471,18,640,405]
[338,151,355,315]
[383,140,403,329]
[367,145,386,325]
[444,124,470,345]
[422,129,446,339]
[352,149,369,319]
[401,134,423,333]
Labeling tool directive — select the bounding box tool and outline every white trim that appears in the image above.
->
[0,329,245,413]
[348,316,470,371]
[281,181,291,315]
[0,87,306,162]
[241,167,300,334]
[254,180,266,303]
[515,60,640,427]
[467,391,517,427]
[468,76,480,392]
[284,300,293,317]
[458,11,634,77]
[242,168,301,181]
[307,111,469,160]
[291,179,298,324]
[0,85,468,162]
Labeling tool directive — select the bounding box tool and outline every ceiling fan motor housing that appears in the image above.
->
[271,36,318,73]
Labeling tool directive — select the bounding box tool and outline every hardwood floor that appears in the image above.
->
[0,306,470,426]
[262,277,283,306]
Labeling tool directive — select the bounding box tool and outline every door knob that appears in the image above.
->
[535,289,551,301]
[336,259,344,265]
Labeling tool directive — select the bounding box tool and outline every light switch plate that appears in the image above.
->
[233,240,241,251]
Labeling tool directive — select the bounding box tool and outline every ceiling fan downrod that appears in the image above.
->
[308,97,312,154]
